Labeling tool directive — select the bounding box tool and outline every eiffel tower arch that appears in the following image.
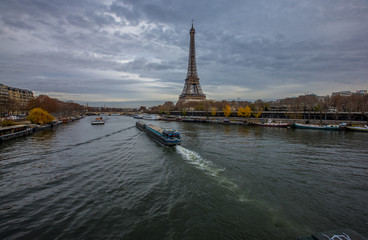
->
[178,22,206,103]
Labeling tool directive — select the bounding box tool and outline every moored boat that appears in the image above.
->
[137,122,181,146]
[142,114,160,120]
[0,125,32,142]
[62,118,71,123]
[253,119,290,127]
[293,123,340,130]
[345,125,368,132]
[91,117,104,125]
[133,114,143,119]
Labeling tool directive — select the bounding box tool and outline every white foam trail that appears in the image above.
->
[175,146,224,177]
[176,146,240,193]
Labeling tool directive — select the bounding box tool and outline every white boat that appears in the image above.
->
[143,114,160,120]
[253,119,290,127]
[133,114,143,119]
[345,125,368,132]
[91,117,104,125]
[293,123,340,130]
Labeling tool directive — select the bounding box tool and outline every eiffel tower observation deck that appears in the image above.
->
[178,22,206,103]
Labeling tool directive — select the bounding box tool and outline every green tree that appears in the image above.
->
[223,105,232,118]
[27,108,54,125]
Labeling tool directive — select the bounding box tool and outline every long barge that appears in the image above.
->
[136,121,181,146]
[0,125,33,142]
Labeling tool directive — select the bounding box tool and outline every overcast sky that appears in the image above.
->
[1,0,368,104]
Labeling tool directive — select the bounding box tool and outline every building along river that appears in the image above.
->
[1,116,367,239]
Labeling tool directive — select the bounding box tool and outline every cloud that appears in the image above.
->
[0,0,367,103]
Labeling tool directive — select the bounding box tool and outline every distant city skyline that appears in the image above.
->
[1,0,368,103]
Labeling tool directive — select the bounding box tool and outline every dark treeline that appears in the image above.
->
[27,95,137,117]
[28,95,85,118]
[275,94,368,113]
[18,93,368,120]
[147,94,368,115]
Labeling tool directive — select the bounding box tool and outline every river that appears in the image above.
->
[1,116,367,239]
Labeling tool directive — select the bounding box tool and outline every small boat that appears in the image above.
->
[91,117,104,125]
[142,114,160,120]
[62,118,71,123]
[133,114,143,119]
[135,121,146,130]
[345,125,368,132]
[253,119,290,127]
[293,123,340,130]
[136,121,181,146]
[0,125,32,142]
[51,120,63,127]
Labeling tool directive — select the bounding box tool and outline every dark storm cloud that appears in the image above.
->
[0,0,367,101]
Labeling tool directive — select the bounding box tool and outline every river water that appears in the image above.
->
[1,116,367,239]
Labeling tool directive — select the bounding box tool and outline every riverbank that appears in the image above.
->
[0,116,84,142]
[159,115,367,126]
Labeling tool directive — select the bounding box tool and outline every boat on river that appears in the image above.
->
[253,119,290,127]
[136,121,181,146]
[293,123,340,130]
[0,125,32,142]
[91,117,104,125]
[143,114,160,120]
[345,125,368,132]
[133,114,143,119]
[136,121,146,131]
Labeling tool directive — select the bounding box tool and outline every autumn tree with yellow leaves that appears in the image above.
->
[27,108,54,125]
[223,105,232,118]
[237,107,244,117]
[237,106,252,118]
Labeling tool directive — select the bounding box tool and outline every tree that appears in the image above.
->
[7,98,18,115]
[27,108,54,125]
[244,106,252,118]
[223,104,232,118]
[253,109,262,118]
[237,107,245,117]
[162,101,175,115]
[237,106,252,118]
[210,107,217,116]
[194,104,205,111]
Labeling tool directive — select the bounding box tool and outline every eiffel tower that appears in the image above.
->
[178,22,206,103]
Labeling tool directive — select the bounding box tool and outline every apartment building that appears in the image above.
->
[0,83,34,115]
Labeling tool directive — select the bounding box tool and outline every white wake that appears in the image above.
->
[176,145,239,192]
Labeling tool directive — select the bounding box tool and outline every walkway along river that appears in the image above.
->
[0,116,367,239]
